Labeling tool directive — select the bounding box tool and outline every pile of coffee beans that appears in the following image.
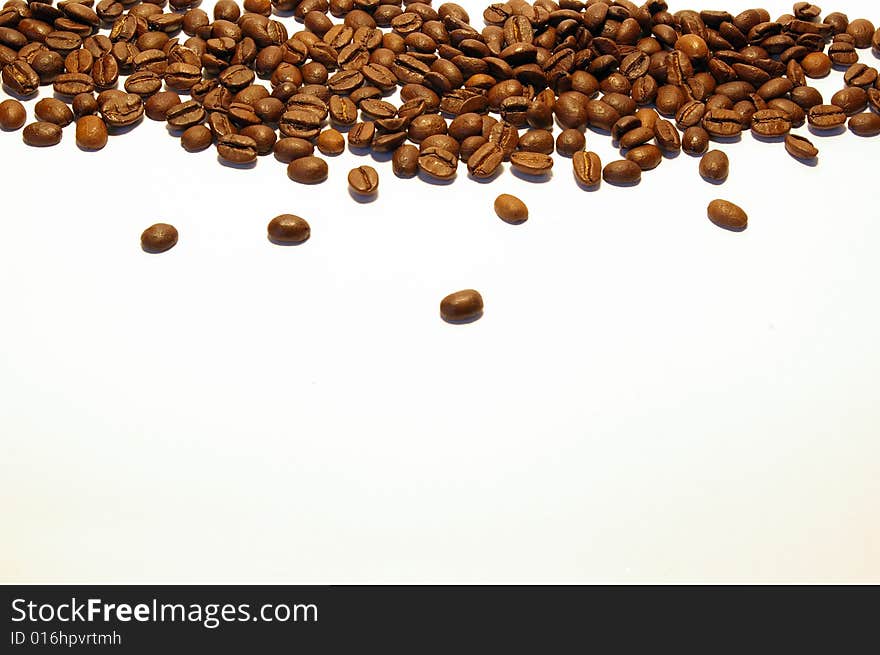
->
[2,0,879,322]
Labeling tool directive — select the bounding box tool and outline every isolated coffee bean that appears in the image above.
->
[784,133,819,159]
[625,144,662,171]
[509,151,553,176]
[22,121,62,146]
[75,115,108,150]
[699,150,729,182]
[493,194,527,224]
[572,150,602,187]
[35,97,74,127]
[0,98,26,130]
[267,214,310,244]
[217,134,258,164]
[348,165,379,195]
[141,223,178,253]
[682,126,710,155]
[181,124,213,152]
[440,289,483,323]
[602,160,641,185]
[287,155,329,183]
[807,104,847,129]
[849,112,880,137]
[707,199,747,231]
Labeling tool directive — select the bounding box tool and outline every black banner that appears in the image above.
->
[1,586,877,651]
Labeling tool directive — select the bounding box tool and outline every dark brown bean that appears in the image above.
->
[141,223,178,253]
[784,133,819,159]
[493,194,527,224]
[699,150,729,182]
[348,165,379,194]
[288,155,329,183]
[440,289,483,323]
[267,214,310,244]
[0,98,26,130]
[572,150,602,188]
[75,115,108,150]
[602,160,641,185]
[22,121,62,146]
[707,199,747,231]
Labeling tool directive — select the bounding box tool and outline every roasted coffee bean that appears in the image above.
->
[267,214,310,244]
[125,70,162,97]
[101,93,144,127]
[287,155,329,183]
[619,126,655,150]
[801,51,831,78]
[166,100,205,129]
[274,137,313,162]
[844,63,877,88]
[849,112,880,137]
[784,133,818,159]
[654,119,682,152]
[767,98,806,127]
[392,143,419,178]
[34,97,73,127]
[440,289,483,323]
[751,109,791,137]
[418,147,457,179]
[556,128,585,156]
[831,87,868,115]
[573,150,601,187]
[586,99,620,132]
[53,72,95,96]
[675,100,706,129]
[682,126,710,155]
[239,124,275,155]
[217,133,258,164]
[408,113,447,142]
[3,59,40,95]
[707,199,747,231]
[699,150,729,182]
[22,121,62,146]
[602,160,641,185]
[181,124,213,151]
[807,104,846,129]
[72,93,98,118]
[509,151,553,176]
[347,121,375,149]
[348,165,379,195]
[75,115,108,150]
[467,141,503,178]
[846,19,875,48]
[702,108,743,137]
[145,91,181,121]
[517,129,554,155]
[625,144,662,171]
[141,223,178,253]
[316,128,345,155]
[0,98,26,130]
[493,193,527,224]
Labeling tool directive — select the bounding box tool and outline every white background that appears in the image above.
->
[1,0,878,583]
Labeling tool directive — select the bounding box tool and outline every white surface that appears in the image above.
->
[1,0,879,583]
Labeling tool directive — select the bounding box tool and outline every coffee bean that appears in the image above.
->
[141,223,178,253]
[707,199,747,231]
[831,87,868,115]
[0,98,26,130]
[517,129,554,155]
[53,72,95,97]
[217,133,258,164]
[100,92,144,127]
[849,112,880,137]
[619,126,655,150]
[287,155,329,183]
[3,59,40,95]
[34,97,74,127]
[555,128,585,156]
[440,289,483,323]
[602,160,641,185]
[654,119,682,152]
[702,108,744,137]
[493,193,528,224]
[801,52,831,78]
[682,126,710,155]
[392,144,419,178]
[700,150,730,182]
[316,128,345,155]
[467,141,503,178]
[807,104,847,129]
[509,151,553,176]
[625,144,662,171]
[348,165,379,195]
[22,121,62,146]
[75,115,108,150]
[166,100,205,130]
[145,91,181,121]
[418,147,457,179]
[181,124,213,152]
[751,109,791,137]
[274,137,313,163]
[267,214,310,244]
[572,150,602,188]
[784,133,818,159]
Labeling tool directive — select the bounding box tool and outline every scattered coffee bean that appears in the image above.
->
[348,165,379,195]
[848,112,880,137]
[555,128,585,157]
[707,199,747,231]
[602,160,641,185]
[440,289,483,323]
[418,147,457,179]
[493,194,528,224]
[807,104,847,129]
[181,124,213,152]
[699,150,729,182]
[317,128,345,155]
[682,126,710,155]
[274,137,314,163]
[288,155,329,183]
[34,98,74,127]
[267,214,310,244]
[0,98,25,130]
[22,121,62,147]
[510,151,553,176]
[141,223,178,253]
[785,134,819,159]
[625,144,662,171]
[75,115,107,150]
[572,150,602,188]
[392,144,419,178]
